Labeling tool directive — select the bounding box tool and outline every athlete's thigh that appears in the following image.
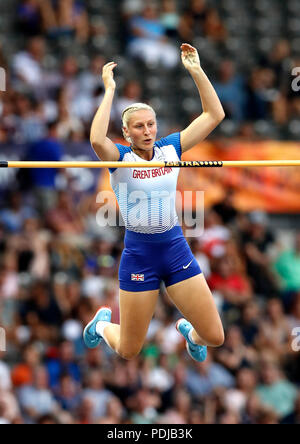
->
[166,273,224,343]
[119,288,159,351]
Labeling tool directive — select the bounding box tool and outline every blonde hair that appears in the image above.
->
[121,103,156,143]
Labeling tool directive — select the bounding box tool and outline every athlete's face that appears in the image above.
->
[125,110,157,150]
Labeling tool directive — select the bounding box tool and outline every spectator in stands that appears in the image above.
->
[213,60,246,122]
[236,122,259,141]
[0,93,19,143]
[218,409,241,424]
[0,191,34,233]
[78,55,105,98]
[159,388,191,424]
[237,301,261,346]
[46,341,81,389]
[255,298,291,358]
[255,361,298,419]
[25,120,63,214]
[195,209,231,258]
[245,67,277,122]
[54,373,81,414]
[0,401,10,424]
[0,251,19,303]
[14,217,50,279]
[104,359,142,406]
[0,41,8,71]
[128,387,159,424]
[81,370,114,422]
[208,254,253,310]
[14,93,46,143]
[12,36,46,92]
[17,0,43,36]
[46,190,84,234]
[0,190,36,234]
[127,3,179,69]
[17,365,58,423]
[114,80,144,127]
[0,353,12,392]
[241,210,279,299]
[59,56,80,104]
[143,353,174,399]
[0,387,21,424]
[274,232,300,297]
[20,280,63,332]
[184,349,235,398]
[265,40,292,91]
[96,396,124,424]
[11,343,42,389]
[76,55,106,123]
[212,189,238,226]
[204,8,227,43]
[281,392,300,424]
[190,239,211,279]
[0,124,9,143]
[179,0,209,43]
[222,367,258,416]
[159,0,180,40]
[23,0,89,43]
[122,0,143,18]
[56,88,85,141]
[216,325,258,376]
[288,292,300,331]
[288,95,300,121]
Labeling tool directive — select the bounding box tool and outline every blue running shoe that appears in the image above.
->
[176,318,207,362]
[83,306,112,349]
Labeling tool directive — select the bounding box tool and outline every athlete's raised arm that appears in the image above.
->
[90,62,120,161]
[180,44,225,153]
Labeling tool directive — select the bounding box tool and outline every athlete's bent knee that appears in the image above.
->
[196,326,224,347]
[117,347,141,361]
[207,328,225,347]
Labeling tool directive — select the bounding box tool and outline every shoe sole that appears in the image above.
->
[83,305,112,348]
[175,318,187,335]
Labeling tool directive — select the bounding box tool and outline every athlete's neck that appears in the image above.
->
[131,145,154,161]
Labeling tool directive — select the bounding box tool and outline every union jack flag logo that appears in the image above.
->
[131,274,144,281]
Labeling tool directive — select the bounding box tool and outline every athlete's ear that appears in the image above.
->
[122,126,131,143]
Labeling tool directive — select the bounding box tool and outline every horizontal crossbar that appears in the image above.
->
[1,160,300,168]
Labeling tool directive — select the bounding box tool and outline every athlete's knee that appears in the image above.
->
[195,325,225,348]
[205,327,225,348]
[117,345,141,361]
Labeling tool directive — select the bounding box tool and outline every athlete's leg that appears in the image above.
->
[166,273,224,347]
[102,289,159,360]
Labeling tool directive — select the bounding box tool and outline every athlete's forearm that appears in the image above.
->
[90,87,115,147]
[189,66,225,121]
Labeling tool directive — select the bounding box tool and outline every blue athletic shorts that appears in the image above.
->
[119,225,202,292]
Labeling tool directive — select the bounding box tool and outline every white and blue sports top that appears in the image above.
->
[109,132,182,234]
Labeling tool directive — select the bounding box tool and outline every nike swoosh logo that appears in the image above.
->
[183,260,193,270]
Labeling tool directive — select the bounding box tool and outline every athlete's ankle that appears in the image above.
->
[189,329,205,346]
[96,320,110,338]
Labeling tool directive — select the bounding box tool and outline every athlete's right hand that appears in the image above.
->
[102,62,118,91]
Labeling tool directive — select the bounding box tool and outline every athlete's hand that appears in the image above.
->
[181,43,201,72]
[102,62,118,91]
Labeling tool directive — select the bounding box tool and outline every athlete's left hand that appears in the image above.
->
[181,43,201,72]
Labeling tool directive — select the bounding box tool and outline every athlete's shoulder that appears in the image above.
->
[114,142,132,160]
[109,142,132,174]
[155,132,181,159]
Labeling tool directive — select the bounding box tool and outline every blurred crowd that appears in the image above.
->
[0,0,300,425]
[0,181,300,424]
[0,0,300,141]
